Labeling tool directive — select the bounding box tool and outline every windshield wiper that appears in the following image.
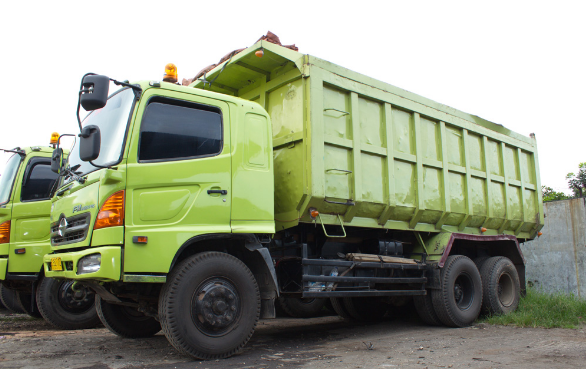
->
[61,164,86,184]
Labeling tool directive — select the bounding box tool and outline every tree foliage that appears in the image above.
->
[566,162,586,198]
[542,186,569,202]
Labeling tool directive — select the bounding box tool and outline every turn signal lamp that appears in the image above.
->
[94,191,125,230]
[537,232,543,236]
[255,48,264,58]
[309,208,319,218]
[0,221,10,244]
[480,227,487,233]
[50,132,59,145]
[163,63,178,83]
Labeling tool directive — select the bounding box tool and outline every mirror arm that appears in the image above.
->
[88,160,110,170]
[111,79,142,94]
[0,148,25,156]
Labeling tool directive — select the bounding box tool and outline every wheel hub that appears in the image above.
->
[192,279,240,336]
[454,284,463,302]
[453,273,474,310]
[58,281,95,313]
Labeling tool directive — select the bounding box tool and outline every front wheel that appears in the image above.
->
[96,295,161,338]
[159,252,260,360]
[432,255,482,327]
[36,278,101,330]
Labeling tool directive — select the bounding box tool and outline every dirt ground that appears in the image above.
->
[1,307,585,369]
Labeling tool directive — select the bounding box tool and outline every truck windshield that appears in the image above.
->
[66,87,136,179]
[0,153,22,205]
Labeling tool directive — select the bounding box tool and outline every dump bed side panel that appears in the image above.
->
[306,63,542,240]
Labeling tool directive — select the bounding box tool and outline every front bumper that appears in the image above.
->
[43,246,122,282]
[0,258,7,280]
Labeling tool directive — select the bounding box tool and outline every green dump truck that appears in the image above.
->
[0,145,100,329]
[44,36,543,359]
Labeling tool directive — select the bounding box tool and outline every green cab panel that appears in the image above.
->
[192,40,544,241]
[123,88,233,273]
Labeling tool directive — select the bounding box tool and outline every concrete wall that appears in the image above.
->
[521,198,586,298]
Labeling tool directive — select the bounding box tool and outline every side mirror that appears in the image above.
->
[79,125,101,162]
[51,148,63,174]
[80,75,110,111]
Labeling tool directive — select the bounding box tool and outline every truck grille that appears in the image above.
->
[51,213,91,246]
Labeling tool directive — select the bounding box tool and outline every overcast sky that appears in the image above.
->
[1,1,584,194]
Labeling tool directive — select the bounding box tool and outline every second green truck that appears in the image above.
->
[0,145,100,329]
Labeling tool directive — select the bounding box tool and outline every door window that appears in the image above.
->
[21,161,58,202]
[138,99,222,162]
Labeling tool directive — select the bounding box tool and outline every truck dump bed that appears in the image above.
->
[191,40,543,240]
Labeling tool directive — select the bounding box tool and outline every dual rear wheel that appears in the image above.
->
[414,255,520,327]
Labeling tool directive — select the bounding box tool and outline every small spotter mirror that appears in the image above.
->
[51,148,63,174]
[80,75,110,111]
[79,125,101,162]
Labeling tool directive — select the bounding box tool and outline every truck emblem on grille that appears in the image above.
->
[73,204,95,213]
[58,217,68,237]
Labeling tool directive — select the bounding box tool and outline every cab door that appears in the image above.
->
[124,90,231,273]
[9,156,58,274]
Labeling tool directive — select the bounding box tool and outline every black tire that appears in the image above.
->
[0,285,24,313]
[414,292,442,326]
[159,252,260,360]
[96,295,161,338]
[279,297,326,318]
[343,297,388,322]
[474,256,490,269]
[479,257,520,315]
[36,278,101,330]
[330,297,353,320]
[432,255,482,327]
[16,291,42,318]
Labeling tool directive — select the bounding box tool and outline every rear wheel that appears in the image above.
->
[159,252,260,360]
[330,297,353,320]
[414,292,441,326]
[16,291,42,318]
[36,278,101,330]
[1,285,24,313]
[432,255,482,327]
[96,296,161,338]
[343,297,388,321]
[279,297,326,318]
[479,257,520,315]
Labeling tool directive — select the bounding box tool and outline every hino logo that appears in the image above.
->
[73,204,95,213]
[58,217,68,237]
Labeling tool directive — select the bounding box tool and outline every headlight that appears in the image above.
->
[77,254,101,275]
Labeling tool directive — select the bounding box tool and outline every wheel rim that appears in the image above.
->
[58,281,95,313]
[191,277,241,337]
[497,272,515,307]
[453,272,475,311]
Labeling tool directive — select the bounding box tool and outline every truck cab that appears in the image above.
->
[1,146,59,312]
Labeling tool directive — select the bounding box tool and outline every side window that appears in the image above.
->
[138,100,222,162]
[21,162,58,202]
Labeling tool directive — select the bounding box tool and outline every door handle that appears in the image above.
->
[207,189,228,195]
